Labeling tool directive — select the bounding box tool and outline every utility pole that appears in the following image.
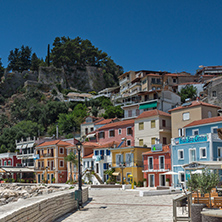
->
[47,44,50,67]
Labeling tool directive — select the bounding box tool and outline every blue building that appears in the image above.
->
[171,116,222,187]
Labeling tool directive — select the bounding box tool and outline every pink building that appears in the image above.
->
[95,119,135,147]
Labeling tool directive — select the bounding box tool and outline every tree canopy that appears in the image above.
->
[179,85,197,103]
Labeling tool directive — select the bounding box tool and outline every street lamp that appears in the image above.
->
[45,166,48,184]
[76,141,82,208]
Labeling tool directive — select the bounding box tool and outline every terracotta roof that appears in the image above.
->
[97,141,125,149]
[82,142,100,147]
[136,109,170,119]
[94,118,118,126]
[138,90,161,95]
[184,116,222,128]
[81,116,103,125]
[142,145,170,155]
[37,140,72,147]
[169,101,221,112]
[118,71,131,79]
[98,119,135,130]
[165,73,191,77]
[83,153,93,159]
[177,82,202,86]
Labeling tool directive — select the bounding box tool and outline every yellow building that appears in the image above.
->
[35,140,73,183]
[111,146,150,184]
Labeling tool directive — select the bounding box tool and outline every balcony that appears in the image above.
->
[120,86,129,93]
[143,164,171,172]
[129,82,141,89]
[17,153,35,159]
[159,126,171,133]
[43,153,53,157]
[119,77,129,86]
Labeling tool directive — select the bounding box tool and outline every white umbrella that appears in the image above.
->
[191,170,202,174]
[163,171,178,175]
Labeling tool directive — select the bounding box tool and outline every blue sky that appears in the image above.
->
[1,0,222,74]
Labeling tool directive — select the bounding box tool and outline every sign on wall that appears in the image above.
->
[175,135,208,144]
[151,144,162,152]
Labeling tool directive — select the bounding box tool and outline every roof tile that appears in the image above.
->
[136,109,170,119]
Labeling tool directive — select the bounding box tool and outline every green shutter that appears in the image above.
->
[139,101,157,110]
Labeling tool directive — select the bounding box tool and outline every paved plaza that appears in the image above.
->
[56,188,182,222]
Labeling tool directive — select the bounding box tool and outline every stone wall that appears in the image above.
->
[0,187,88,222]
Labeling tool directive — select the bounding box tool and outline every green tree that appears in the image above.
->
[199,169,219,208]
[7,45,32,72]
[0,58,4,79]
[30,53,40,71]
[103,105,123,118]
[187,173,200,203]
[179,85,197,103]
[64,151,78,182]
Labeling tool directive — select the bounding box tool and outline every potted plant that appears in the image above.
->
[166,178,170,186]
[143,178,147,187]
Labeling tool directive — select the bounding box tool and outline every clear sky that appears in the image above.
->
[1,0,222,74]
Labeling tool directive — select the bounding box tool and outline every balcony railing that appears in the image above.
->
[43,153,53,157]
[143,164,171,171]
[119,77,129,85]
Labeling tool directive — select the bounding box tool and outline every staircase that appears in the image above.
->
[82,169,104,184]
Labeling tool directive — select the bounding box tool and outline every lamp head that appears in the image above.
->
[76,141,82,152]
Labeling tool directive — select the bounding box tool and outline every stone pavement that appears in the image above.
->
[55,188,184,222]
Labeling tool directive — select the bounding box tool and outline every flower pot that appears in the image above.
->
[191,203,206,222]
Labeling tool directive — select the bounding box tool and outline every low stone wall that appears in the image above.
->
[0,187,88,222]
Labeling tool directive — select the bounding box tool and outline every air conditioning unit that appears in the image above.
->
[217,157,222,161]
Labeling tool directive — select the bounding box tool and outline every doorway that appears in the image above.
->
[159,174,166,186]
[149,174,155,187]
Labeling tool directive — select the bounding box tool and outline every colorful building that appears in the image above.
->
[111,146,150,184]
[171,116,222,187]
[35,140,72,183]
[134,109,171,147]
[169,100,220,138]
[142,145,171,187]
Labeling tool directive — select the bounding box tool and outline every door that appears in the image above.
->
[160,174,165,186]
[96,163,99,173]
[38,174,40,183]
[149,174,155,187]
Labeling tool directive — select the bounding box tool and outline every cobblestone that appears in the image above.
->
[56,189,181,222]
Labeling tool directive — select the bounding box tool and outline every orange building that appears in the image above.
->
[35,140,73,183]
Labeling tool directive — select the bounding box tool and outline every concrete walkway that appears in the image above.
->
[55,188,182,222]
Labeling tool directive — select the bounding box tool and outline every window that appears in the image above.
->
[178,128,182,137]
[152,87,156,91]
[211,127,218,134]
[159,156,165,169]
[200,147,207,159]
[100,150,104,159]
[162,119,166,127]
[125,153,134,167]
[87,161,89,168]
[47,174,50,180]
[116,154,123,166]
[173,78,177,83]
[118,129,122,135]
[106,150,110,156]
[183,112,190,121]
[151,138,156,145]
[139,122,144,130]
[136,109,140,116]
[139,139,143,146]
[85,128,88,135]
[47,161,50,167]
[163,137,167,145]
[189,149,196,162]
[148,157,153,170]
[212,91,217,97]
[42,174,44,180]
[151,120,155,128]
[142,79,147,84]
[59,148,64,154]
[98,132,105,139]
[95,150,99,156]
[109,130,115,137]
[8,160,11,165]
[128,110,132,117]
[127,140,131,146]
[60,160,64,167]
[192,129,199,136]
[42,161,44,168]
[179,172,185,183]
[151,78,155,84]
[208,111,212,118]
[38,161,40,168]
[218,147,222,157]
[178,150,184,160]
[90,127,94,132]
[103,163,109,170]
[127,127,132,135]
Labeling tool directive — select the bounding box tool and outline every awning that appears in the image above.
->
[1,167,35,173]
[0,169,6,173]
[16,145,22,149]
[86,133,96,138]
[139,101,157,110]
[27,143,34,148]
[112,172,120,176]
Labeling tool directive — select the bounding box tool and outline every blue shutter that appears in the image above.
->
[106,150,110,155]
[95,150,99,156]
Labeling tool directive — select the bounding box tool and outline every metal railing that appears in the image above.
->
[143,164,171,171]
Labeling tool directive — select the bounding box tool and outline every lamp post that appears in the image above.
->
[76,141,82,208]
[119,163,125,184]
[45,166,48,184]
